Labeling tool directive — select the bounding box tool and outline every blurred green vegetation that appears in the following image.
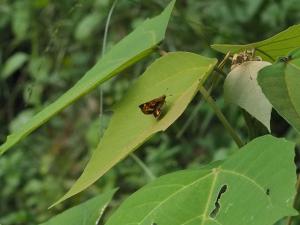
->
[1,0,300,224]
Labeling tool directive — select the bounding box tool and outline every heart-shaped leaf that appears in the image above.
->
[51,52,217,206]
[0,0,175,155]
[211,24,300,62]
[41,189,116,225]
[258,48,300,133]
[224,61,272,131]
[105,135,297,225]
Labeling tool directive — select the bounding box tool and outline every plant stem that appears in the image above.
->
[213,51,231,77]
[286,175,300,225]
[176,54,230,138]
[198,85,244,148]
[102,0,118,56]
[176,72,221,138]
[218,51,231,69]
[99,0,118,136]
[213,67,227,77]
[130,153,156,181]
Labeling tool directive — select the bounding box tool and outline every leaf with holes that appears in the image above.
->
[51,52,217,206]
[0,0,175,155]
[211,24,300,62]
[224,61,272,131]
[40,189,116,225]
[258,48,300,133]
[105,135,297,225]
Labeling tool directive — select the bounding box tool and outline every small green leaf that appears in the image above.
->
[105,135,297,225]
[41,189,116,225]
[1,52,28,79]
[224,61,272,131]
[75,13,103,41]
[258,48,300,133]
[51,52,217,206]
[0,0,176,155]
[211,24,300,62]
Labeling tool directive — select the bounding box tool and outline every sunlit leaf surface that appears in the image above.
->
[52,52,217,206]
[106,135,297,225]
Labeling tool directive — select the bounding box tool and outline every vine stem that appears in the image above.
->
[198,85,244,148]
[130,153,156,181]
[286,175,300,225]
[99,0,118,136]
[176,52,230,138]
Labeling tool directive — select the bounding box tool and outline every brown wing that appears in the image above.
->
[139,103,156,114]
[138,95,166,117]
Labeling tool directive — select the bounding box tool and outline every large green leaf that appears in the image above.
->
[105,135,297,225]
[258,48,300,133]
[51,52,217,206]
[224,61,272,131]
[0,0,175,155]
[41,189,116,225]
[211,24,300,62]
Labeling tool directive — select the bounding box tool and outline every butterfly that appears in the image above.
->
[139,95,166,118]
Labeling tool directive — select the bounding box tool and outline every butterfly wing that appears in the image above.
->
[139,95,166,118]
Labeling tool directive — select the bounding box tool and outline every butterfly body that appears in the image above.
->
[139,95,166,118]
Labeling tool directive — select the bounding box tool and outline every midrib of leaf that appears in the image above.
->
[200,168,219,225]
[137,172,213,225]
[136,167,271,225]
[108,164,281,225]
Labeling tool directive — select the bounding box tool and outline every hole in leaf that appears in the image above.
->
[279,55,292,63]
[209,185,228,218]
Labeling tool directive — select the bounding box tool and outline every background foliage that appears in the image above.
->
[1,0,300,224]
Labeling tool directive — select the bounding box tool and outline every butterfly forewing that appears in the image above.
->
[138,95,166,118]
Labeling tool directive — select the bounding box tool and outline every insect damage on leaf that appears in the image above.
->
[210,184,228,218]
[139,95,166,118]
[279,55,292,63]
[230,49,262,70]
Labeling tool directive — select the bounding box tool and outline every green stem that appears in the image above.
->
[213,67,227,77]
[99,0,118,136]
[176,72,222,138]
[198,86,244,148]
[130,153,156,181]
